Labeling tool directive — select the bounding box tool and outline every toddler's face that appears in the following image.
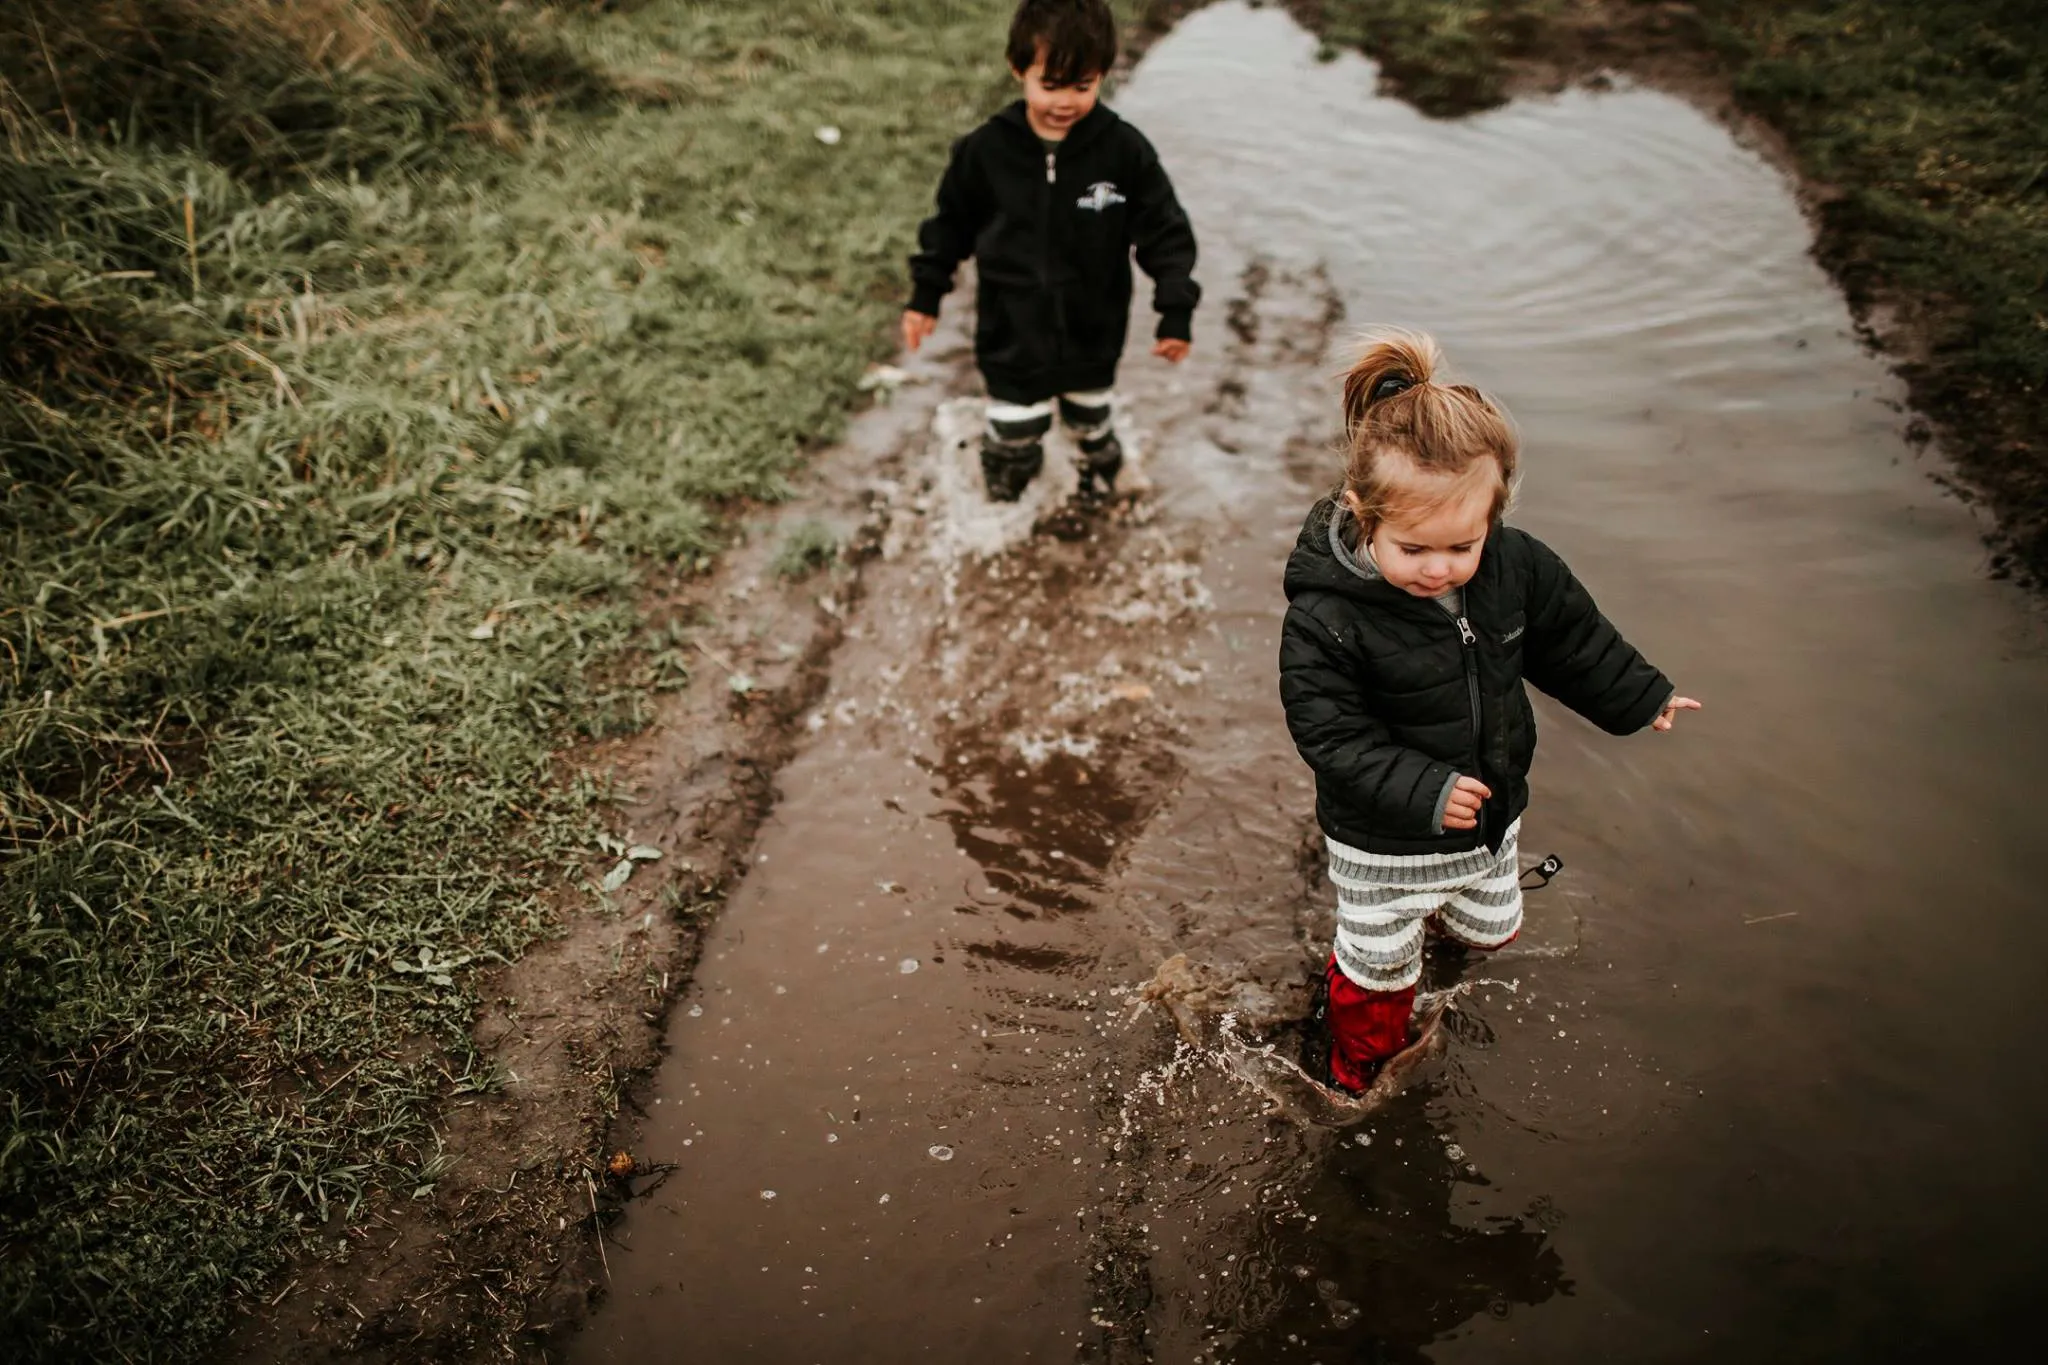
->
[1355,480,1494,599]
[1014,48,1102,140]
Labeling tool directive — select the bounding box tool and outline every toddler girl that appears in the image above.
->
[1279,332,1699,1092]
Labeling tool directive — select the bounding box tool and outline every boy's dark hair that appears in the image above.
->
[1007,0,1118,84]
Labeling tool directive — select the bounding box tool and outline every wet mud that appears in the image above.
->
[569,6,2048,1363]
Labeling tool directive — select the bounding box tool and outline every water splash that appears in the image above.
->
[1128,952,1522,1128]
[1213,980,1520,1128]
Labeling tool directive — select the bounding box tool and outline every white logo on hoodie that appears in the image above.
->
[1076,181,1127,212]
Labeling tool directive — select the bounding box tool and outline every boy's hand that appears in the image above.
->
[1652,696,1702,732]
[1443,776,1491,831]
[1152,338,1190,363]
[901,310,938,354]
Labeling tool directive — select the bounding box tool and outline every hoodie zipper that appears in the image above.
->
[1042,145,1066,360]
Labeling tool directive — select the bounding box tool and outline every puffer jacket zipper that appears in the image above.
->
[1455,615,1483,773]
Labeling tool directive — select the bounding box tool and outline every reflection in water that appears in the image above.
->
[932,734,1144,915]
[1218,1103,1568,1363]
[1097,1027,1569,1363]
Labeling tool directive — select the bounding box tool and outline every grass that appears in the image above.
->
[1292,0,2048,579]
[773,519,840,580]
[1290,0,1565,115]
[0,1,1015,1359]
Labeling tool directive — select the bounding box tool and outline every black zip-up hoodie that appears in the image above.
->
[908,101,1200,403]
[1279,499,1673,855]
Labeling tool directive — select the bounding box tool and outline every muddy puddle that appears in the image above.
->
[567,5,2048,1361]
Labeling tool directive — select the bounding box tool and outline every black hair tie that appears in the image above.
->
[1371,374,1414,402]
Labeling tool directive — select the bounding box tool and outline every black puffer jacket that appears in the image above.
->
[908,101,1200,403]
[1279,499,1672,855]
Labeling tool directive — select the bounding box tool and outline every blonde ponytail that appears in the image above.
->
[1339,329,1518,531]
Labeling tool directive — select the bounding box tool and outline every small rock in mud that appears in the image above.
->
[928,1145,954,1162]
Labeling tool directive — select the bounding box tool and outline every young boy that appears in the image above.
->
[902,0,1202,503]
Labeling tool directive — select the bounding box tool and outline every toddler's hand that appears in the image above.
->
[1652,696,1702,732]
[901,310,938,354]
[1152,338,1190,363]
[1443,775,1491,831]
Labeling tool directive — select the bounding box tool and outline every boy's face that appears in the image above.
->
[1013,48,1102,140]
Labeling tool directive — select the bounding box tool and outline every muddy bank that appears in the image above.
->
[571,5,2048,1362]
[227,329,982,1363]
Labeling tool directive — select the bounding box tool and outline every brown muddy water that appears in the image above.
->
[567,5,2048,1362]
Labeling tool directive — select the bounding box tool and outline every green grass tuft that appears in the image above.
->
[772,519,840,580]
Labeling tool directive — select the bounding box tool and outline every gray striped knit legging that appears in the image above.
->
[1328,821,1525,991]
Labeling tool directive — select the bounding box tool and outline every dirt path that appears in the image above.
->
[568,6,2048,1362]
[558,227,1344,1358]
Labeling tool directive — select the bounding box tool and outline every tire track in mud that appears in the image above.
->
[885,258,1358,1365]
[565,259,1353,1363]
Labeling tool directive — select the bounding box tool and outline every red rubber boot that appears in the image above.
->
[1324,957,1416,1094]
